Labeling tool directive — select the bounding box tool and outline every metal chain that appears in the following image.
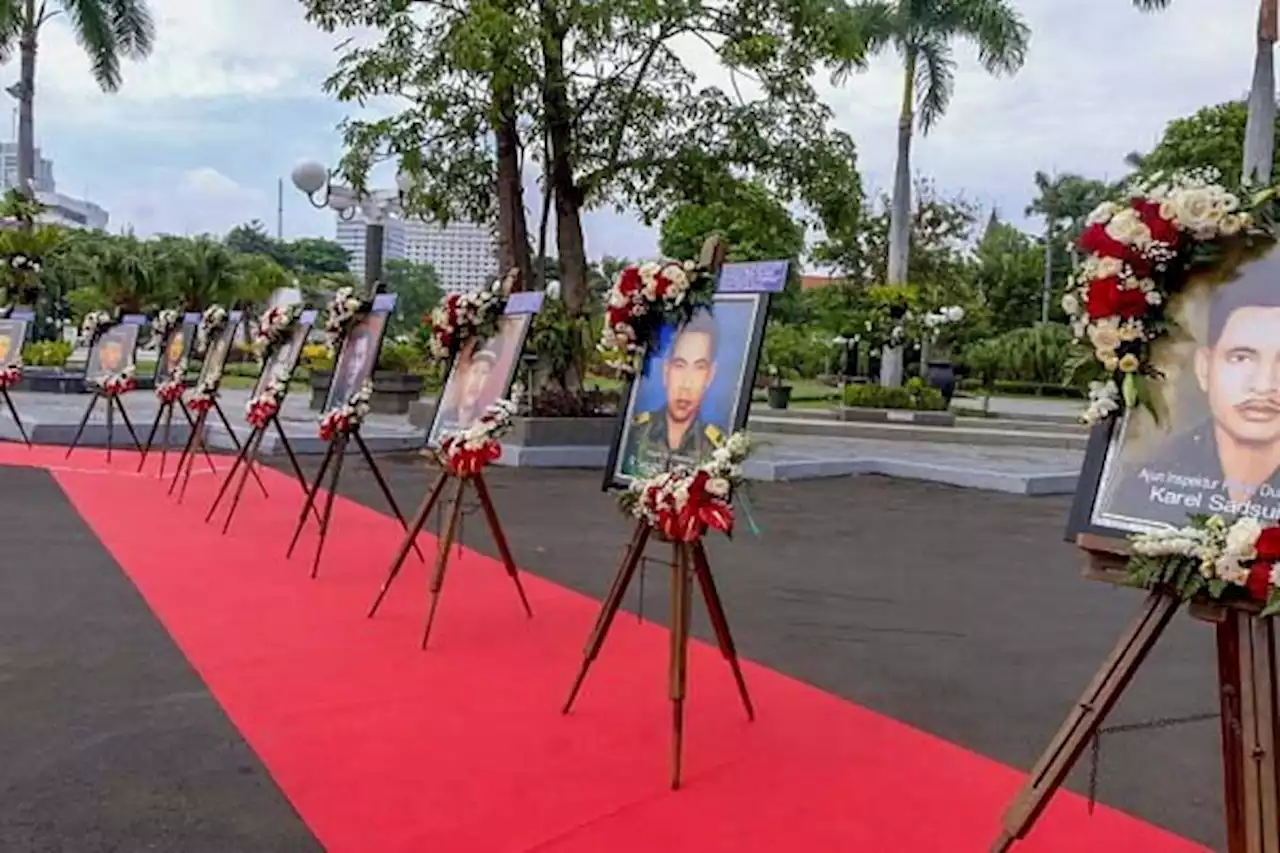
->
[1087,711,1220,813]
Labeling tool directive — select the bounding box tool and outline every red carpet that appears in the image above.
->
[1,445,1206,852]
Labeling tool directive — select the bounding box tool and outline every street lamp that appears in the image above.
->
[290,159,415,294]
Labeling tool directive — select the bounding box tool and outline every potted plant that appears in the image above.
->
[765,364,792,409]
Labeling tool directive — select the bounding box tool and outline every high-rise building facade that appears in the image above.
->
[334,217,408,282]
[402,220,498,294]
[0,142,109,229]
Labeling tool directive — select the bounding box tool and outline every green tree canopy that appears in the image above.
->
[383,259,444,338]
[973,216,1045,332]
[1126,101,1280,188]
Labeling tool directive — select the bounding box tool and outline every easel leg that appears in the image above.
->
[104,392,115,462]
[354,431,424,561]
[137,401,166,471]
[991,591,1181,851]
[157,403,174,478]
[205,424,257,523]
[223,429,268,535]
[168,408,202,495]
[214,400,268,497]
[669,542,694,790]
[178,401,218,474]
[112,396,143,452]
[2,388,30,447]
[1219,611,1280,853]
[691,541,754,721]
[368,470,449,618]
[562,521,651,714]
[286,439,336,558]
[421,477,467,650]
[309,434,349,579]
[65,392,100,458]
[472,472,532,617]
[177,410,209,503]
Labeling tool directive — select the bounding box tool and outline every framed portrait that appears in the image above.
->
[605,287,772,490]
[154,313,200,382]
[253,309,317,398]
[0,316,29,368]
[323,294,397,414]
[197,310,243,388]
[1069,241,1280,539]
[426,313,535,448]
[85,322,141,383]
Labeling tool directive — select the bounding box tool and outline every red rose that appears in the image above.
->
[1247,562,1274,602]
[1085,277,1122,319]
[1079,223,1129,259]
[1132,199,1180,246]
[1257,527,1280,561]
[1114,287,1149,319]
[617,267,641,296]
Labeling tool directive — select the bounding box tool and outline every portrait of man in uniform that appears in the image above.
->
[1092,244,1280,530]
[610,293,765,487]
[157,324,194,381]
[325,312,388,413]
[426,313,531,448]
[0,318,24,367]
[86,324,140,383]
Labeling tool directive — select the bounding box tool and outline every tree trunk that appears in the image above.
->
[540,10,587,318]
[17,2,37,205]
[880,50,916,388]
[1040,223,1054,324]
[493,87,533,291]
[1243,33,1276,186]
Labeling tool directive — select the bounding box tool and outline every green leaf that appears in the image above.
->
[1122,372,1138,408]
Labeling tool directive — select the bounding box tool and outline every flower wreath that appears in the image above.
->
[425,269,513,361]
[1062,169,1276,425]
[0,360,20,390]
[324,286,368,347]
[254,303,302,355]
[5,252,41,275]
[319,380,373,440]
[148,308,182,349]
[197,304,229,355]
[618,431,752,542]
[245,361,292,429]
[1128,515,1280,616]
[79,309,114,346]
[437,389,521,477]
[155,358,187,404]
[599,260,717,375]
[186,369,222,414]
[95,365,137,397]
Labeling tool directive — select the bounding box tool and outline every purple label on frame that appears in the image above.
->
[121,314,147,325]
[183,312,202,324]
[372,293,398,312]
[299,309,318,325]
[9,309,34,320]
[505,291,545,314]
[716,260,790,293]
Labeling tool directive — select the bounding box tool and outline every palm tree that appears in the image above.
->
[1133,0,1274,184]
[1026,171,1066,326]
[0,0,155,196]
[838,0,1030,383]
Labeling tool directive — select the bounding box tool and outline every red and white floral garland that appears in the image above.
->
[245,362,292,429]
[324,286,365,346]
[155,358,187,404]
[148,308,181,349]
[426,272,509,360]
[437,392,520,477]
[186,368,222,414]
[197,304,228,355]
[1130,515,1280,616]
[319,380,373,440]
[96,365,137,397]
[620,431,752,542]
[0,361,21,390]
[599,260,715,374]
[253,303,301,352]
[1062,170,1255,425]
[79,309,113,345]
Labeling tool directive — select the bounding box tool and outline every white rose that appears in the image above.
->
[1089,321,1121,352]
[1087,201,1121,225]
[1061,293,1080,316]
[1226,517,1263,557]
[1219,213,1246,236]
[705,477,730,497]
[945,306,965,322]
[1084,256,1125,280]
[1104,208,1153,248]
[1145,290,1162,306]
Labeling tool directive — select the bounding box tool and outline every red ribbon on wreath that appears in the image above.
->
[0,364,21,390]
[642,469,735,543]
[188,395,215,414]
[246,397,280,430]
[439,435,501,477]
[155,381,185,404]
[319,409,350,441]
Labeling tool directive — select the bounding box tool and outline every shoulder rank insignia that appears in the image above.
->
[634,410,651,425]
[705,424,725,446]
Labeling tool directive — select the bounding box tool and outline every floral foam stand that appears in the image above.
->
[365,395,533,650]
[995,172,1280,853]
[206,307,323,536]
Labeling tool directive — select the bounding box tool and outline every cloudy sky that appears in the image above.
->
[21,0,1262,267]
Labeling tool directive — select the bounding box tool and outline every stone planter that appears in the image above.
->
[499,415,620,468]
[766,385,792,410]
[833,406,955,427]
[14,366,89,393]
[309,370,424,414]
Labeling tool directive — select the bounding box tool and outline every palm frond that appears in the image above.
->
[59,0,123,91]
[106,0,154,59]
[941,0,1030,76]
[914,35,955,133]
[829,0,898,82]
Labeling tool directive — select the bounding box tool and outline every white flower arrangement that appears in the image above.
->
[79,310,114,345]
[426,276,506,360]
[253,303,302,354]
[6,253,41,274]
[599,260,710,374]
[245,361,293,428]
[620,430,752,542]
[148,309,182,349]
[324,286,365,346]
[438,388,522,475]
[155,358,188,403]
[96,364,137,397]
[319,379,373,440]
[197,305,229,355]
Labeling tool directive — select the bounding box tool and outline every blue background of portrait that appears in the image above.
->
[628,297,757,432]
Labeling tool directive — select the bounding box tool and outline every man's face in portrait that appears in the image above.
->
[662,329,716,425]
[167,331,185,366]
[347,333,370,379]
[1196,306,1280,447]
[460,352,493,411]
[100,340,123,372]
[0,334,11,364]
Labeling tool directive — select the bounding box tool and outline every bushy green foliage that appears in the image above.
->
[843,378,945,411]
[762,323,828,379]
[961,324,1076,385]
[21,340,72,366]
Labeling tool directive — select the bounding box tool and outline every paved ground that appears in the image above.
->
[290,454,1224,849]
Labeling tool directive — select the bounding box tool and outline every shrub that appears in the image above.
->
[762,323,827,380]
[377,341,422,373]
[842,378,946,411]
[531,386,620,417]
[301,343,333,373]
[226,342,257,365]
[957,379,1084,398]
[958,324,1076,385]
[21,340,72,366]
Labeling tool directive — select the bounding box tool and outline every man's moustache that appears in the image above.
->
[1236,397,1280,413]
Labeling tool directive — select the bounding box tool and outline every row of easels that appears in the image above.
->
[993,539,1279,853]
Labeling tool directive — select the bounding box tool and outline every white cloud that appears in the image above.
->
[109,167,268,237]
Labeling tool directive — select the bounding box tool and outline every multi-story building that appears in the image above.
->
[334,216,408,282]
[0,141,109,230]
[0,141,55,192]
[402,220,497,294]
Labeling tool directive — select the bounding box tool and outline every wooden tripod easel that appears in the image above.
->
[205,414,320,534]
[137,396,217,479]
[562,520,755,789]
[992,536,1279,853]
[367,463,533,649]
[168,396,266,502]
[0,385,29,446]
[65,390,142,462]
[285,427,425,580]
